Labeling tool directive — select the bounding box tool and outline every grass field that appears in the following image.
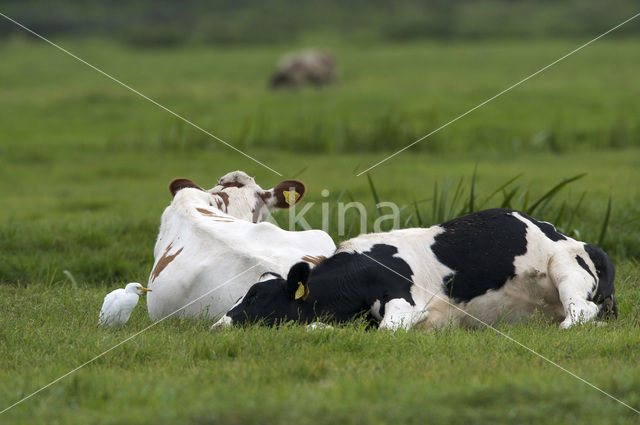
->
[1,36,640,153]
[1,35,640,424]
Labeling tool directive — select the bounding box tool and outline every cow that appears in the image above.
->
[213,208,617,331]
[146,171,336,320]
[270,49,337,89]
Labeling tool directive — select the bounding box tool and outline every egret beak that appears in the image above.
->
[140,287,152,292]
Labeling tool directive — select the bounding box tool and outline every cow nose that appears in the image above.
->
[211,315,233,330]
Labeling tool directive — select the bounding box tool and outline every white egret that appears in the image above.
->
[98,282,151,327]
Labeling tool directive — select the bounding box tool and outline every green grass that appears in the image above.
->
[1,270,640,424]
[2,36,640,423]
[2,146,640,423]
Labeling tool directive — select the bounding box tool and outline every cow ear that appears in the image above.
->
[263,180,306,209]
[258,271,282,282]
[286,262,311,301]
[169,178,204,197]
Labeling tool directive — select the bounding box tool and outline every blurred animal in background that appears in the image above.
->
[99,282,151,327]
[270,49,338,89]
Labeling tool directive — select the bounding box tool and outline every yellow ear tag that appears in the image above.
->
[283,190,300,206]
[294,281,309,301]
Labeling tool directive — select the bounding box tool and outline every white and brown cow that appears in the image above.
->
[215,209,617,331]
[146,171,336,320]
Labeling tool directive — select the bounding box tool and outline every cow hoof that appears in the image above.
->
[559,320,573,329]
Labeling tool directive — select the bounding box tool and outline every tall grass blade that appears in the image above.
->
[448,176,465,219]
[63,270,78,289]
[413,200,424,227]
[366,173,382,217]
[292,165,309,178]
[345,191,356,203]
[477,174,522,210]
[431,181,438,226]
[501,187,519,209]
[553,202,567,229]
[526,173,586,215]
[597,195,612,246]
[330,163,360,215]
[521,190,530,212]
[468,163,477,213]
[566,191,587,232]
[438,183,449,223]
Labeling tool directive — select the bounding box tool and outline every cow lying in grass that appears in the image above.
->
[146,171,336,320]
[213,208,617,330]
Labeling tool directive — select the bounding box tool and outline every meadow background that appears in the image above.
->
[1,1,640,424]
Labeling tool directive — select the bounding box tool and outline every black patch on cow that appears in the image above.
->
[519,213,567,242]
[584,244,617,319]
[432,209,529,303]
[575,255,595,282]
[300,243,416,320]
[225,243,416,326]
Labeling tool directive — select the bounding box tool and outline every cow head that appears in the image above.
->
[584,244,618,321]
[169,171,306,223]
[212,262,314,328]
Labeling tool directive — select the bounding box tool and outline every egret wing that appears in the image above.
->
[99,289,123,326]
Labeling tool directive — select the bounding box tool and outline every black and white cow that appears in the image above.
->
[213,208,617,330]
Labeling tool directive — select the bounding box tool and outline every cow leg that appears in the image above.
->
[379,298,429,331]
[548,252,598,329]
